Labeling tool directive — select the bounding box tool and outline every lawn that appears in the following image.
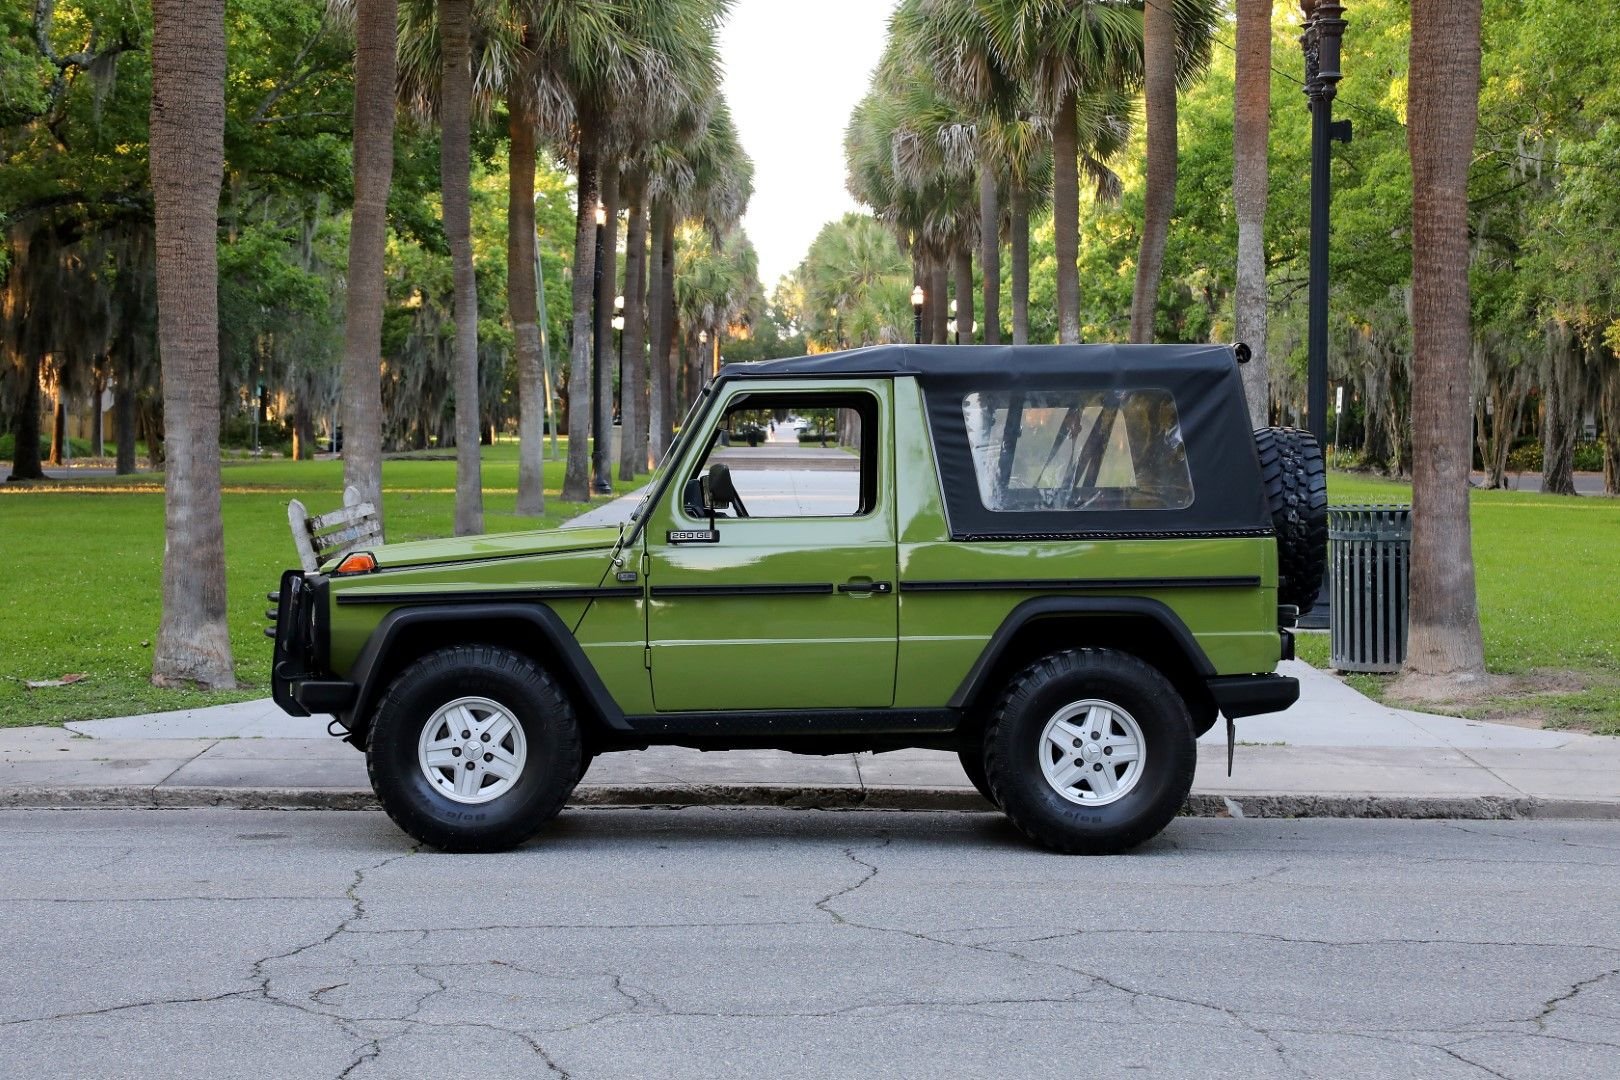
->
[0,441,647,728]
[1292,472,1620,734]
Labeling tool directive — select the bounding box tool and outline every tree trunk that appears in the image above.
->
[507,57,545,516]
[593,168,620,492]
[6,355,45,481]
[658,207,677,445]
[1540,324,1579,496]
[929,259,949,344]
[953,247,974,344]
[1399,0,1487,690]
[646,197,669,465]
[148,0,235,688]
[48,395,66,466]
[91,368,105,457]
[978,164,1000,345]
[440,0,482,535]
[1010,188,1030,345]
[1130,0,1176,344]
[291,398,315,460]
[1053,90,1080,344]
[1234,0,1272,427]
[619,177,648,481]
[114,349,137,474]
[1602,349,1620,496]
[560,121,598,501]
[339,0,396,527]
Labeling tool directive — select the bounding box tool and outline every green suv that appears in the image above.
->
[269,344,1324,854]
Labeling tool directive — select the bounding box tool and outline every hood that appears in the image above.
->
[328,525,622,573]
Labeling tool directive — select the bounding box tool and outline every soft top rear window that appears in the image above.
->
[962,389,1193,513]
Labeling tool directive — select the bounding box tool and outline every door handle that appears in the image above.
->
[837,580,892,595]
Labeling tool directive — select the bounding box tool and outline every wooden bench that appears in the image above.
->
[287,486,382,573]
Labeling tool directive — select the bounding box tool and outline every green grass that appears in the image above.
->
[0,441,647,728]
[1300,471,1620,734]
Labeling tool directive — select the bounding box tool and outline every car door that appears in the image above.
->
[642,380,897,712]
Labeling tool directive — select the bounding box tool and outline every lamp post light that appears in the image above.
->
[948,299,959,345]
[1302,0,1349,448]
[911,285,924,344]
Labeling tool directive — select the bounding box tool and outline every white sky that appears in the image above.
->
[719,0,898,288]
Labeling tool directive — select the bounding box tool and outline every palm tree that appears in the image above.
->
[438,0,482,535]
[338,0,397,524]
[1400,0,1488,690]
[148,0,235,688]
[506,32,546,514]
[1129,0,1220,343]
[1234,0,1272,425]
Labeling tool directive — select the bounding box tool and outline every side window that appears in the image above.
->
[684,393,876,519]
[961,388,1193,512]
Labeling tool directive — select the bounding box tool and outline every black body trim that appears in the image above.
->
[335,586,639,606]
[901,576,1260,593]
[948,596,1216,710]
[1207,674,1300,719]
[648,583,835,598]
[340,603,629,733]
[622,708,959,738]
[950,528,1275,542]
[271,570,329,718]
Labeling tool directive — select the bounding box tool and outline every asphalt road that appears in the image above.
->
[1,809,1616,1080]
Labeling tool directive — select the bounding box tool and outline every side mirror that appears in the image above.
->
[706,462,739,511]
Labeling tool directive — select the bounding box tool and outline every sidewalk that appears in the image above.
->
[2,660,1616,818]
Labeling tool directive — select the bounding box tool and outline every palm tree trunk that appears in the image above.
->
[646,197,669,464]
[438,0,481,534]
[979,165,1001,345]
[1053,90,1080,344]
[148,0,234,688]
[1234,0,1272,426]
[1130,0,1176,343]
[929,259,949,344]
[619,175,648,481]
[91,368,105,457]
[1602,349,1620,496]
[507,60,544,516]
[1010,187,1030,345]
[561,120,598,501]
[1400,0,1487,688]
[48,395,66,466]
[953,247,974,344]
[593,167,620,492]
[339,0,395,526]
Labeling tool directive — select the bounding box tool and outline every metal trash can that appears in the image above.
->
[1329,504,1412,673]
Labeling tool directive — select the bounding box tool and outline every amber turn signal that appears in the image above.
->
[333,551,377,575]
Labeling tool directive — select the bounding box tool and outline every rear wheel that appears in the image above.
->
[986,649,1196,855]
[366,645,581,852]
[957,740,998,807]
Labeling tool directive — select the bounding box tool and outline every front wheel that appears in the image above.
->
[985,649,1196,855]
[366,645,581,852]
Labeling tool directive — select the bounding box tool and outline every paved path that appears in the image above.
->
[1,808,1616,1079]
[1471,470,1609,495]
[3,660,1614,815]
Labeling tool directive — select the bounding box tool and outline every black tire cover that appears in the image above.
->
[1253,427,1328,612]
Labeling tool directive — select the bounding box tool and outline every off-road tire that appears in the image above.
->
[366,645,581,852]
[1254,426,1328,612]
[957,740,999,807]
[985,649,1196,855]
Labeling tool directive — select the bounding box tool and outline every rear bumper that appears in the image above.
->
[1207,673,1300,720]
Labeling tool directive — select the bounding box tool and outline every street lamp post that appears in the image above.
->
[949,299,959,346]
[591,204,612,494]
[1302,1,1349,448]
[1301,1,1349,629]
[911,285,924,344]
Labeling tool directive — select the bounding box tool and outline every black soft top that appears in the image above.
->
[718,343,1271,541]
[719,342,1238,382]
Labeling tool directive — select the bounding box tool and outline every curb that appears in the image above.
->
[1,785,1617,820]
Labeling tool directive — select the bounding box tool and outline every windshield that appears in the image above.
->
[623,388,712,531]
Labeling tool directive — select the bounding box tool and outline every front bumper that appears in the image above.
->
[1206,673,1300,720]
[268,569,350,716]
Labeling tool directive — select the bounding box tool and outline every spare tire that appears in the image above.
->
[1254,426,1328,612]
